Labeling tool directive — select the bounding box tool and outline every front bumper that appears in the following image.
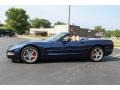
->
[6,50,22,63]
[6,51,15,58]
[6,47,22,61]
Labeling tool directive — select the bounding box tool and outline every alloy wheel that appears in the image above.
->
[21,46,39,64]
[90,47,104,62]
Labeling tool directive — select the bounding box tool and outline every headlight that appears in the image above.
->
[6,52,15,56]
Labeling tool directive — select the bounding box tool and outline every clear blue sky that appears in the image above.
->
[0,5,120,30]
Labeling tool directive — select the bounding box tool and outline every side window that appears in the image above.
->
[63,36,71,41]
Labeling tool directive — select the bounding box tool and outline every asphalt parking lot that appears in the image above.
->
[0,37,120,85]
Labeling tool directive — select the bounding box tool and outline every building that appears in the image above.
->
[30,25,103,38]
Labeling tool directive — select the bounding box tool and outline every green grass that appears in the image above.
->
[112,39,120,47]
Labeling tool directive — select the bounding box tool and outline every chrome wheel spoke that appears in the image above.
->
[95,56,98,60]
[91,47,103,61]
[22,48,38,62]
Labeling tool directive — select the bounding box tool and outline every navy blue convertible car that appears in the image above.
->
[6,32,114,64]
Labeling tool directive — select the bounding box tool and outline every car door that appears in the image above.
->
[63,40,89,58]
[45,41,67,59]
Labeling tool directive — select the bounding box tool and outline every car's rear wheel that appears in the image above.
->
[90,47,104,62]
[21,46,39,64]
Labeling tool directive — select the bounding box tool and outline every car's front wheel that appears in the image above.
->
[21,46,39,64]
[90,47,104,62]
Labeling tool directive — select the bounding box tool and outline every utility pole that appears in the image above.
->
[68,5,71,31]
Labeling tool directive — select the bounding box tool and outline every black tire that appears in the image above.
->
[90,46,104,62]
[0,34,4,37]
[10,34,15,37]
[21,46,39,64]
[13,34,15,37]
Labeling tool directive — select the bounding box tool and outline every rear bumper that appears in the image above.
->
[104,43,114,56]
[104,48,113,56]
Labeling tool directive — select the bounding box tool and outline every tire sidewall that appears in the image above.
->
[90,47,104,62]
[0,34,4,37]
[21,46,39,64]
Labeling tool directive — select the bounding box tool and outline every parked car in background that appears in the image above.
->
[6,32,114,64]
[0,29,15,37]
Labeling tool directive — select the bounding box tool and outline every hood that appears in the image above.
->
[14,39,48,45]
[8,40,48,50]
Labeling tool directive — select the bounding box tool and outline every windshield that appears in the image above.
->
[46,32,69,41]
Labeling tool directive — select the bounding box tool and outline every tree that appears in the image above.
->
[104,30,112,38]
[94,26,105,33]
[114,30,120,37]
[54,21,66,25]
[5,7,30,34]
[0,23,7,29]
[0,23,5,27]
[30,18,51,28]
[94,26,106,37]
